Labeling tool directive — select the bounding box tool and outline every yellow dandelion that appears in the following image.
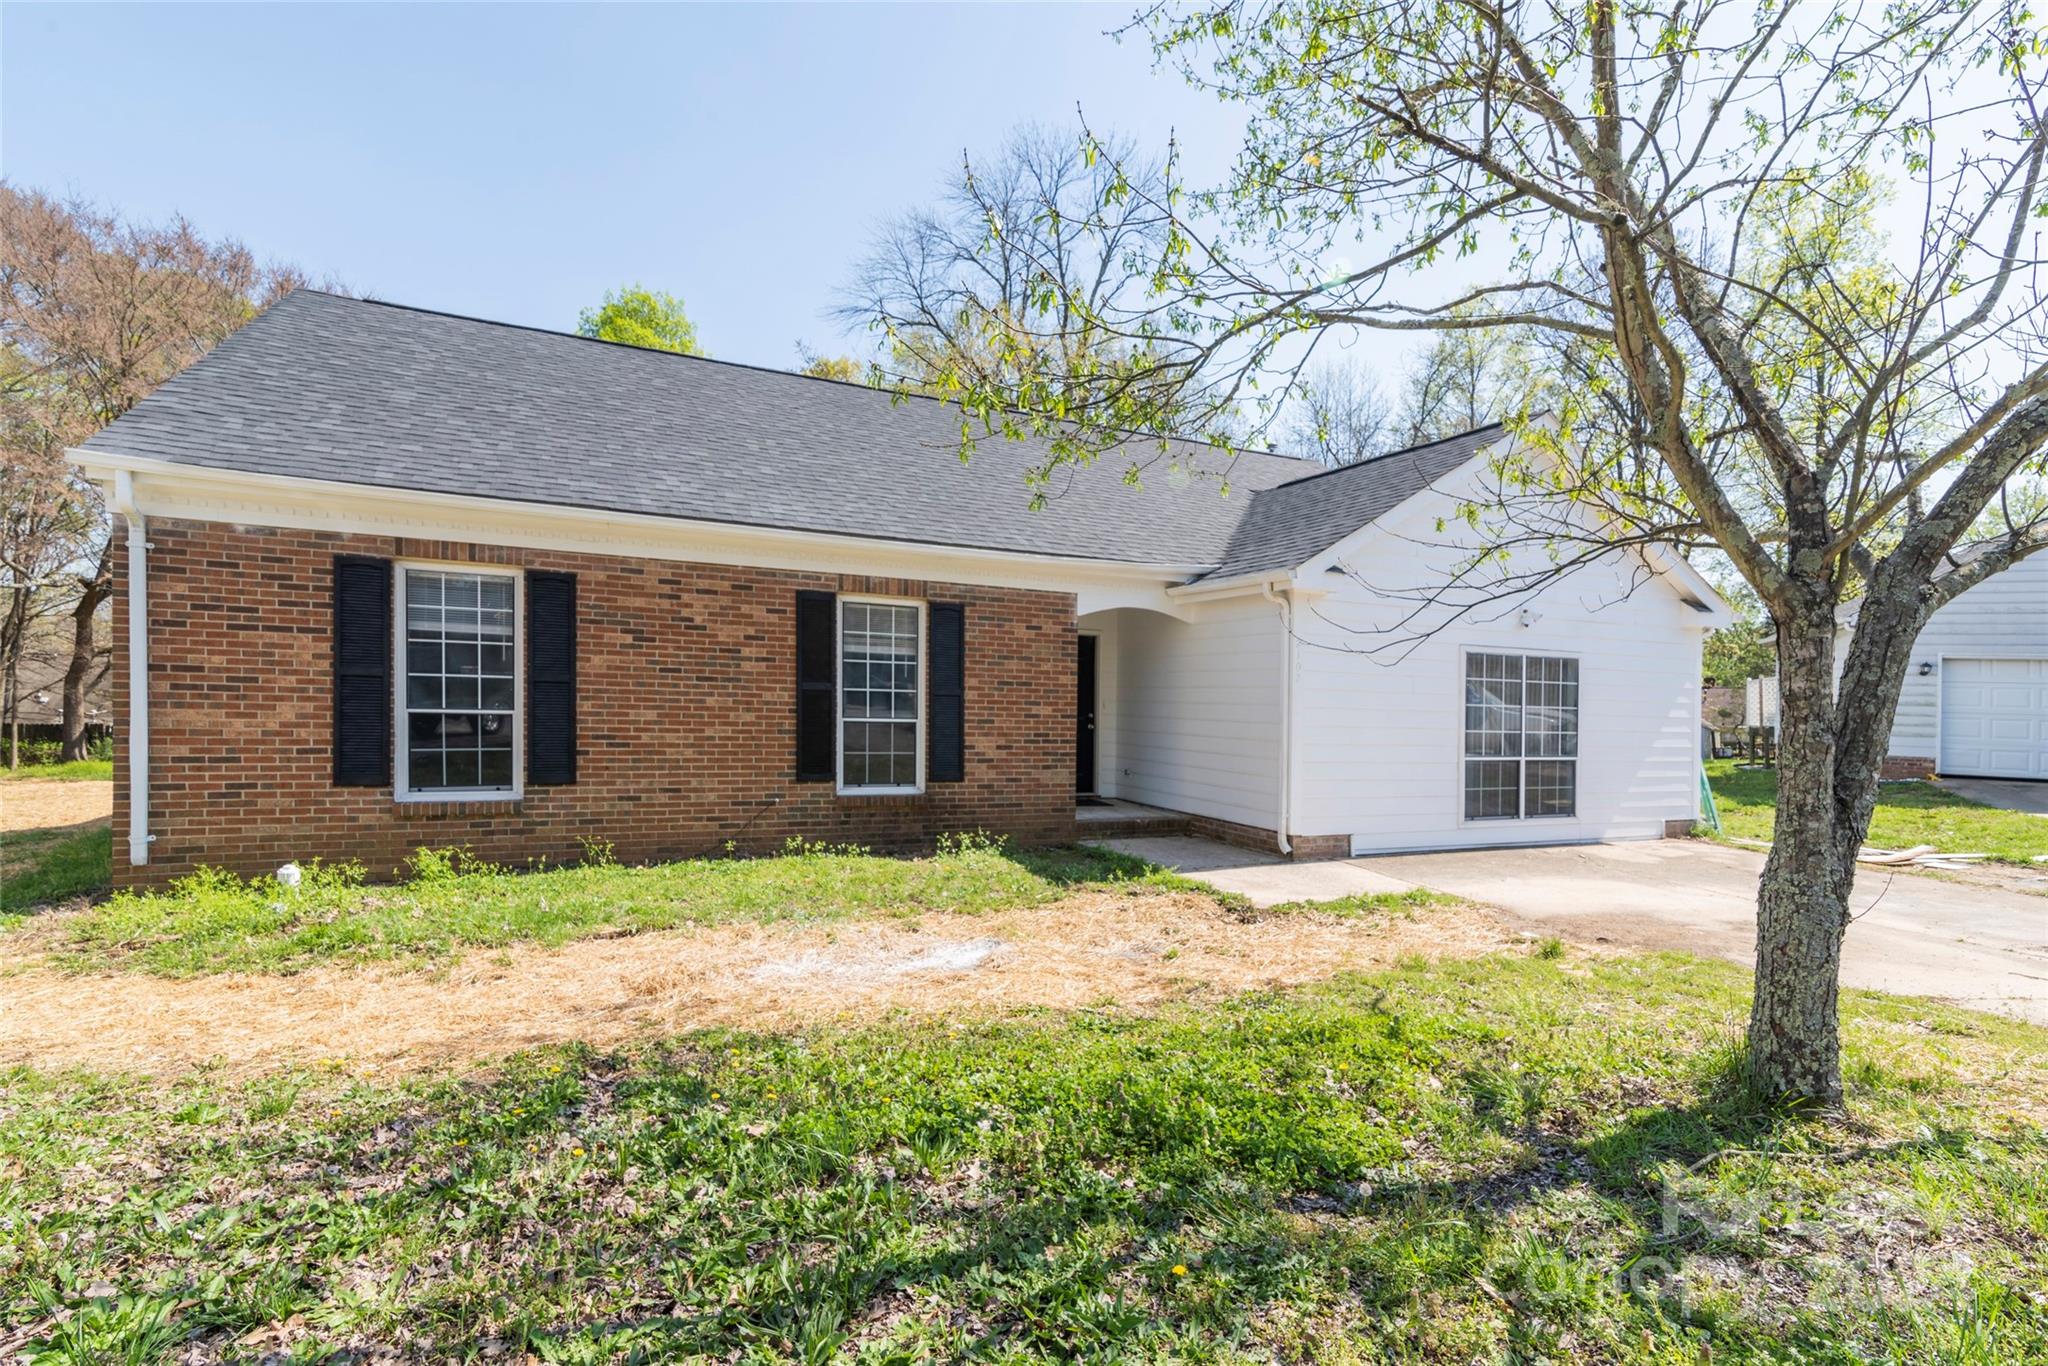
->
[1172,1264,1189,1277]
[572,1147,585,1157]
[710,1090,721,1100]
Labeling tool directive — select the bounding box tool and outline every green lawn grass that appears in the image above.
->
[6,951,2043,1363]
[1707,759,2048,863]
[0,826,111,912]
[30,838,1229,977]
[0,758,113,782]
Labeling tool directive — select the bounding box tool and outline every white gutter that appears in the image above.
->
[66,447,1217,587]
[1260,581,1294,856]
[109,470,150,866]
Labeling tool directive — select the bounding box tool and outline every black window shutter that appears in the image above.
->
[527,570,577,786]
[928,602,965,783]
[795,590,837,781]
[333,555,392,786]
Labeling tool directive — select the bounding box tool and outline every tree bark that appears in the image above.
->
[1747,581,1928,1106]
[60,544,111,762]
[1747,601,1853,1105]
[2,648,17,772]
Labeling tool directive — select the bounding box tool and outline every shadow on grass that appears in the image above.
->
[1000,841,1258,913]
[1,822,111,915]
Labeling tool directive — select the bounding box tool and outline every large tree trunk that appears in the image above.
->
[1747,585,1926,1106]
[2,648,17,773]
[60,546,111,762]
[0,585,26,771]
[1747,602,1855,1105]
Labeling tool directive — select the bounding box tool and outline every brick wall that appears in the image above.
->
[112,520,1077,887]
[1182,812,1351,862]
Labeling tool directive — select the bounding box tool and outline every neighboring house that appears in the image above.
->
[70,291,1729,887]
[2,616,114,747]
[1826,554,2048,781]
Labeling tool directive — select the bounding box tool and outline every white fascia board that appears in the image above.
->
[1641,543,1736,627]
[66,447,1211,597]
[1165,569,1291,602]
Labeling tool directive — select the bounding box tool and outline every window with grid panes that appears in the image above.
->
[399,567,519,796]
[839,599,923,792]
[1462,652,1577,819]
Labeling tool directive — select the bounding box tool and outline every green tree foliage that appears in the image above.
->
[796,350,872,385]
[576,285,704,356]
[1703,619,1777,688]
[868,3,2048,1104]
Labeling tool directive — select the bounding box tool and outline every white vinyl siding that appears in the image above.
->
[1290,458,1707,854]
[1880,555,2048,772]
[1106,598,1282,830]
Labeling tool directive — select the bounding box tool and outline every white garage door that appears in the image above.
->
[1939,658,2048,779]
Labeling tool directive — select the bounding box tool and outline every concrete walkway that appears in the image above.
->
[1101,835,1417,906]
[1099,835,2048,1024]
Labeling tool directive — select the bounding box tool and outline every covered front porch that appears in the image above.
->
[1069,601,1303,855]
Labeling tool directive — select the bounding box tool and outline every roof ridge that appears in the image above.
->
[290,289,1314,471]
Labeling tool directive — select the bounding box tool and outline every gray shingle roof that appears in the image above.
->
[1204,423,1508,580]
[81,290,1503,579]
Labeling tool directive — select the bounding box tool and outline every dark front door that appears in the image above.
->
[1076,635,1098,794]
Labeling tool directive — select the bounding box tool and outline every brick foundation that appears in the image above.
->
[1182,813,1350,861]
[1879,755,1936,780]
[113,520,1076,887]
[1285,833,1354,861]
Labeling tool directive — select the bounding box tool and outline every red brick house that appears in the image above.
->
[71,292,1727,888]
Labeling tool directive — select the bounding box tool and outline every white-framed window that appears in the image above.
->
[1463,651,1578,820]
[395,563,522,801]
[837,596,924,794]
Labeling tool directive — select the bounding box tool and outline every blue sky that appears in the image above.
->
[2,3,1250,370]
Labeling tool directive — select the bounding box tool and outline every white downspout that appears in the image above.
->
[1261,581,1293,856]
[111,471,150,866]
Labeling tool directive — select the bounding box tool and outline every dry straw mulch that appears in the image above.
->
[0,891,1515,1079]
[0,779,112,834]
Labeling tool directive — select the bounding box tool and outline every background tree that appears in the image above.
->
[795,348,874,385]
[884,2,2048,1104]
[840,123,1215,478]
[576,285,705,356]
[1703,590,1781,688]
[0,185,312,763]
[1395,325,1526,446]
[1288,359,1396,464]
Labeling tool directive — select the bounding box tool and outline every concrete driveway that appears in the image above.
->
[1938,776,2048,815]
[1102,836,2048,1024]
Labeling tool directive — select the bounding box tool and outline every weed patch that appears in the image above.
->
[4,953,2042,1361]
[30,842,1241,976]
